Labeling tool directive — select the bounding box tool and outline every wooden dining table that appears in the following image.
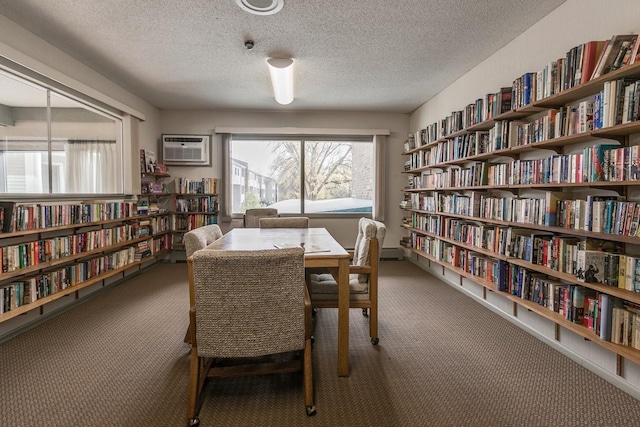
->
[204,227,352,377]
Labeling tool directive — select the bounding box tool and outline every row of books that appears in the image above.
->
[420,235,640,349]
[140,149,169,175]
[0,247,137,314]
[411,218,633,289]
[414,143,640,189]
[405,34,640,150]
[134,240,152,261]
[597,78,640,128]
[150,234,171,254]
[173,214,218,232]
[175,195,219,213]
[514,35,639,108]
[0,201,137,234]
[412,191,640,237]
[0,225,139,274]
[141,181,166,195]
[408,141,629,185]
[166,177,218,195]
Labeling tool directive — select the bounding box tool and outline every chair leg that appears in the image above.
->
[303,338,316,416]
[369,305,378,345]
[186,349,200,425]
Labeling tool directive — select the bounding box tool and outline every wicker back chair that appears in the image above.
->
[186,248,316,425]
[243,208,278,228]
[308,217,386,345]
[259,216,309,228]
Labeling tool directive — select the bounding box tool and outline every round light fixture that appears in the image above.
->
[236,0,284,15]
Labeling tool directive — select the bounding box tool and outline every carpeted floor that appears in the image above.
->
[1,260,640,427]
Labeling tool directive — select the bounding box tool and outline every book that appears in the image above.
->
[604,254,620,287]
[581,40,607,84]
[592,35,639,79]
[145,150,156,174]
[140,149,147,172]
[572,286,596,324]
[576,249,607,284]
[599,293,620,341]
[0,202,16,233]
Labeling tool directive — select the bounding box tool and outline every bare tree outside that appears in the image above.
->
[271,141,352,201]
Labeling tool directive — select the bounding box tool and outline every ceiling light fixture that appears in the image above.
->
[267,58,294,105]
[236,0,284,15]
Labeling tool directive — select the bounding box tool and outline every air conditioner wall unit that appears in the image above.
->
[161,134,210,166]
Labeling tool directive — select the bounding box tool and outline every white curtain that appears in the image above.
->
[373,134,386,222]
[221,133,232,221]
[64,140,117,193]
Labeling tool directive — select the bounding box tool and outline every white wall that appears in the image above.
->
[158,109,409,249]
[407,0,640,398]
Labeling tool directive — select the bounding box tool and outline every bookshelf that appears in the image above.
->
[402,38,640,376]
[0,201,172,325]
[160,177,219,253]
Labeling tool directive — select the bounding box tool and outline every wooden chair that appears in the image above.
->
[307,217,386,345]
[259,216,309,228]
[183,224,224,344]
[186,247,316,426]
[243,208,278,228]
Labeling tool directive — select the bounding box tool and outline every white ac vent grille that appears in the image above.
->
[161,134,210,166]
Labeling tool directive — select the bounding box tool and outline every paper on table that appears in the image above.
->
[273,243,330,253]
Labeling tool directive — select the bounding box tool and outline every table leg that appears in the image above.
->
[337,257,350,376]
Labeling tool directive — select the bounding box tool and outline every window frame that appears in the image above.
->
[228,133,378,219]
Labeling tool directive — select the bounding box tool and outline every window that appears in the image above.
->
[231,136,374,215]
[0,68,123,195]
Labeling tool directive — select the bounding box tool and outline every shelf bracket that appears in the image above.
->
[616,354,623,377]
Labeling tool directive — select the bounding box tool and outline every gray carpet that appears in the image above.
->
[1,260,640,427]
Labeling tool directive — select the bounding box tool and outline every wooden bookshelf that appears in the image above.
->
[162,180,219,251]
[0,201,172,323]
[402,37,640,375]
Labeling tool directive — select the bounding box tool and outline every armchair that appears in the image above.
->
[308,217,386,345]
[186,247,315,426]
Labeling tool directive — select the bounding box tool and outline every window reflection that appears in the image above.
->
[0,70,123,195]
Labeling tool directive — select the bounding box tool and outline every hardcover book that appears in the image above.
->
[576,249,607,283]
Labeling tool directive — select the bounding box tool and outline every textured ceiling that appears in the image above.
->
[0,0,566,113]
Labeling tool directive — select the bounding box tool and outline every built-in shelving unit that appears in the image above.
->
[402,41,640,378]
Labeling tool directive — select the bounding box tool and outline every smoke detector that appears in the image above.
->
[236,0,284,15]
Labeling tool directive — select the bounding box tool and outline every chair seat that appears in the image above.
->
[308,273,369,299]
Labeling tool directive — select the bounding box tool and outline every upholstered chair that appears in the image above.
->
[183,224,224,344]
[308,217,386,345]
[186,248,315,425]
[243,208,278,228]
[259,216,309,228]
[184,224,223,257]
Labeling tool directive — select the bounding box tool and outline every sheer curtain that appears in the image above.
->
[373,134,386,222]
[64,140,117,193]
